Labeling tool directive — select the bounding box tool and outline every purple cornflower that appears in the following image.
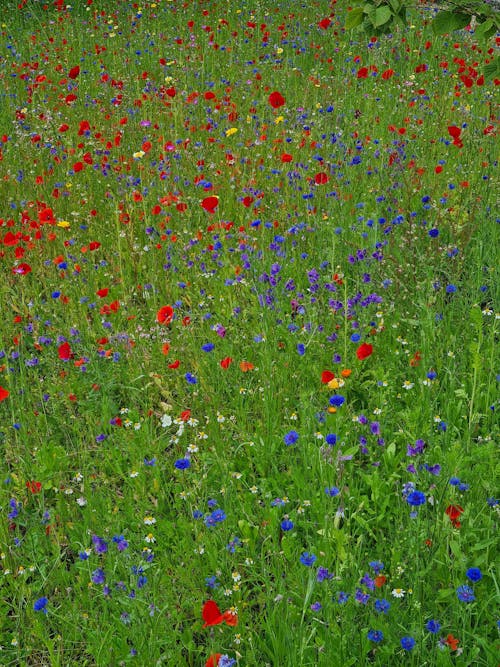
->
[92,535,108,555]
[316,566,334,583]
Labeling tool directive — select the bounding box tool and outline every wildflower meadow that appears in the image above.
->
[0,0,498,665]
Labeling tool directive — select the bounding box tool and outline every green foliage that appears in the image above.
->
[346,0,500,43]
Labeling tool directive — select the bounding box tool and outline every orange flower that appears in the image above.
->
[239,361,254,372]
[445,634,459,651]
[222,610,238,626]
[341,368,352,378]
[161,343,170,355]
[374,575,386,588]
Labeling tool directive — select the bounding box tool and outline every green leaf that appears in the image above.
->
[474,18,494,39]
[433,11,471,35]
[388,0,401,12]
[374,5,392,28]
[484,56,500,81]
[345,7,364,30]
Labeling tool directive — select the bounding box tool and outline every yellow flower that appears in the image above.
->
[57,220,70,228]
[225,127,238,137]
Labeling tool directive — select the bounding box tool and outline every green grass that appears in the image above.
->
[0,1,498,665]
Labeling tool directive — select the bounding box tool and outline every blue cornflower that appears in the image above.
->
[336,591,349,604]
[226,536,242,553]
[449,476,461,486]
[329,395,345,407]
[426,619,441,634]
[91,568,106,585]
[205,575,219,589]
[211,509,226,523]
[201,343,214,352]
[310,601,322,611]
[466,567,482,582]
[375,599,390,614]
[137,575,147,589]
[297,343,306,356]
[280,518,294,531]
[33,597,48,613]
[218,656,236,667]
[456,584,475,603]
[112,535,129,551]
[367,629,383,643]
[446,284,457,294]
[185,373,197,384]
[400,636,415,651]
[174,457,191,470]
[325,486,340,497]
[325,433,337,445]
[355,588,370,605]
[369,560,384,574]
[406,490,426,506]
[300,552,317,567]
[284,430,299,446]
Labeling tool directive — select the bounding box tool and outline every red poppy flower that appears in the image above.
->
[445,504,464,528]
[202,600,238,628]
[168,360,180,369]
[357,67,368,79]
[281,153,293,163]
[68,65,80,79]
[220,357,233,369]
[321,370,335,384]
[26,480,42,494]
[202,600,224,627]
[58,342,72,361]
[314,172,329,185]
[157,305,174,325]
[0,386,9,402]
[318,17,331,30]
[13,263,32,275]
[356,343,373,360]
[447,126,461,139]
[268,91,285,108]
[205,654,222,667]
[96,288,109,298]
[201,195,219,213]
[381,69,394,80]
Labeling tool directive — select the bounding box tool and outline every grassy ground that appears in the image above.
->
[0,1,498,665]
